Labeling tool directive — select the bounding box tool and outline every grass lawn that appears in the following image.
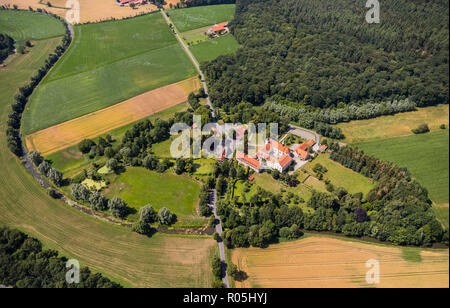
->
[251,172,313,205]
[22,12,196,134]
[0,14,215,288]
[354,129,449,206]
[337,105,449,143]
[0,10,66,45]
[190,34,240,63]
[168,4,235,32]
[104,167,201,224]
[193,158,216,176]
[304,153,376,197]
[181,25,211,45]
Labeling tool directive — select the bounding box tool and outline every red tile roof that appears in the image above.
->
[269,138,290,154]
[306,139,315,147]
[278,155,292,168]
[295,148,309,160]
[297,143,308,151]
[212,22,228,32]
[236,151,260,170]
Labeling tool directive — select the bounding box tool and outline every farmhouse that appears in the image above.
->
[236,151,262,172]
[118,0,147,6]
[207,22,229,36]
[294,147,309,160]
[293,139,315,160]
[318,144,328,153]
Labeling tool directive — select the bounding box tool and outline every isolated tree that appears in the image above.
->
[139,205,156,223]
[78,139,95,154]
[47,168,63,187]
[28,150,43,166]
[89,191,108,211]
[132,220,151,235]
[37,160,51,176]
[108,197,128,218]
[71,183,90,202]
[106,158,119,173]
[158,207,174,225]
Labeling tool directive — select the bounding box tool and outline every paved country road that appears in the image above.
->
[209,189,230,288]
[160,9,216,120]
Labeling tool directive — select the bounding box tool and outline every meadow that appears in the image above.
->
[232,236,449,288]
[22,12,197,134]
[104,167,201,224]
[337,104,449,143]
[168,4,235,32]
[191,34,240,63]
[354,129,449,207]
[304,153,375,197]
[0,10,215,288]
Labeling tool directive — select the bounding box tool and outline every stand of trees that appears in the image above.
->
[0,33,14,63]
[203,0,448,111]
[215,143,448,248]
[0,227,122,288]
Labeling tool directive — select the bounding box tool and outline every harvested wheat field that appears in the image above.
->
[0,0,158,23]
[232,236,449,288]
[25,77,199,156]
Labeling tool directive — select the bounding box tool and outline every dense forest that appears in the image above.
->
[203,0,449,112]
[0,227,122,288]
[215,143,448,248]
[0,33,14,63]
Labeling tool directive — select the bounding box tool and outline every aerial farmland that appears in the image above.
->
[0,0,448,293]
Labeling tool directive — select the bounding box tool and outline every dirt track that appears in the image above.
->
[232,236,449,288]
[25,77,199,155]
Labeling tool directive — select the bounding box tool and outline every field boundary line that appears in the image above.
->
[25,76,200,155]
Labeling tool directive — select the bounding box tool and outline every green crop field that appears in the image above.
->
[354,129,449,206]
[168,4,235,32]
[46,102,188,177]
[104,167,201,224]
[0,11,214,288]
[0,10,66,44]
[22,12,197,134]
[191,34,240,63]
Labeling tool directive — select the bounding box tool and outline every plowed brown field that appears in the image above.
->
[25,76,199,155]
[232,236,449,288]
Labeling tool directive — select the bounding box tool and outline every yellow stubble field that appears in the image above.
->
[0,0,160,23]
[232,236,449,288]
[25,76,199,156]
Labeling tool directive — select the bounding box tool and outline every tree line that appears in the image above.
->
[4,9,71,157]
[203,0,448,112]
[0,226,122,288]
